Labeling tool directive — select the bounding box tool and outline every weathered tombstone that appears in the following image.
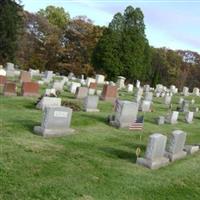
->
[155,84,163,93]
[36,97,61,110]
[185,111,194,124]
[101,85,117,102]
[0,65,6,76]
[43,71,53,83]
[137,133,169,169]
[34,106,74,137]
[136,80,140,88]
[117,76,125,89]
[143,84,150,92]
[134,87,143,103]
[164,95,172,105]
[22,82,39,96]
[75,87,88,99]
[109,100,138,128]
[157,116,165,125]
[165,130,187,161]
[165,111,179,124]
[127,84,133,92]
[52,81,64,91]
[69,82,81,94]
[5,62,15,77]
[3,82,17,96]
[95,74,105,84]
[0,75,6,86]
[179,97,184,105]
[83,95,99,112]
[180,100,189,112]
[86,77,96,87]
[45,88,57,97]
[140,100,151,112]
[20,71,31,83]
[170,85,177,94]
[182,87,189,96]
[29,69,40,77]
[193,87,199,96]
[184,145,199,155]
[144,92,153,102]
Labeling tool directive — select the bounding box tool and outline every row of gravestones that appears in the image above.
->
[0,82,39,96]
[137,130,200,169]
[157,111,194,125]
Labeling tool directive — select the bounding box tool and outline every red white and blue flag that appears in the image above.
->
[129,116,144,130]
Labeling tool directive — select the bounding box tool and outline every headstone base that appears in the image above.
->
[34,126,75,138]
[165,151,187,161]
[84,108,99,112]
[184,145,199,155]
[136,157,169,170]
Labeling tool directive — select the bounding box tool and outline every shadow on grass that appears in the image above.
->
[77,113,107,124]
[100,147,137,162]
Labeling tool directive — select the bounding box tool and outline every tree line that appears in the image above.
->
[0,0,200,89]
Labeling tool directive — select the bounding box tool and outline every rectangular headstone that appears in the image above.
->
[137,133,169,169]
[165,130,187,161]
[34,106,74,137]
[3,82,17,96]
[101,85,117,102]
[83,95,99,112]
[22,82,39,96]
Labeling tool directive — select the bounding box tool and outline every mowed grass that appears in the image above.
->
[0,86,200,200]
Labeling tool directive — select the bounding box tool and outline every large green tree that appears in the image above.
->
[38,6,70,29]
[0,0,23,63]
[92,6,151,81]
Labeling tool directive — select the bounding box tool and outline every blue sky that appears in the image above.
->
[22,0,200,53]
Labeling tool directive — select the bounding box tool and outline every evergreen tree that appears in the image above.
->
[0,0,23,63]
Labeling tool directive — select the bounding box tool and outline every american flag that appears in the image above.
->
[129,116,144,130]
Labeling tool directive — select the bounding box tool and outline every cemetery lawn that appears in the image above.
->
[0,89,200,200]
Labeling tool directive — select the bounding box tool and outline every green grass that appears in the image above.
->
[0,88,200,200]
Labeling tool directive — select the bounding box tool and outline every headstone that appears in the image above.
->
[180,100,189,112]
[136,80,140,88]
[182,87,189,96]
[36,97,61,110]
[34,106,74,137]
[5,62,15,77]
[193,87,199,96]
[0,75,6,86]
[101,85,117,102]
[155,84,163,93]
[144,92,153,102]
[95,74,105,84]
[185,111,194,124]
[20,71,31,83]
[164,95,172,105]
[69,82,81,94]
[43,71,53,83]
[137,133,169,169]
[75,87,88,99]
[45,88,57,97]
[165,130,187,161]
[22,82,39,96]
[3,82,17,96]
[143,84,150,92]
[127,84,133,92]
[117,76,125,89]
[157,116,165,125]
[52,81,64,91]
[165,111,179,124]
[83,95,99,112]
[109,100,138,128]
[134,87,143,103]
[96,90,102,96]
[140,100,151,112]
[29,69,40,77]
[170,85,177,94]
[0,65,6,76]
[86,77,96,87]
[184,145,199,155]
